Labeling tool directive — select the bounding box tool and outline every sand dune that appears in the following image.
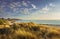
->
[0,21,60,39]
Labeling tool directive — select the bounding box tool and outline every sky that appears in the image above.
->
[0,0,60,20]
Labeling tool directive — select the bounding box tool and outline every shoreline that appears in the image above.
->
[15,21,60,26]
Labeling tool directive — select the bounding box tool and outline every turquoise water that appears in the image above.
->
[16,20,60,25]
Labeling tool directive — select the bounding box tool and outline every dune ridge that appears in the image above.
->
[0,19,60,39]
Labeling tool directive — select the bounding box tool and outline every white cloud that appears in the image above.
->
[20,8,29,14]
[42,6,49,11]
[31,4,37,9]
[27,4,51,20]
[22,1,28,7]
[14,2,21,7]
[10,3,16,8]
[10,2,21,8]
[13,8,18,12]
[40,6,49,13]
[14,2,20,5]
[10,1,29,8]
[39,3,55,14]
[49,3,55,7]
[49,3,53,6]
[9,1,38,14]
[9,2,21,13]
[31,5,50,14]
[26,3,57,20]
[27,1,37,9]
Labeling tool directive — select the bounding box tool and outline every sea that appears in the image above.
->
[15,20,60,28]
[16,20,60,25]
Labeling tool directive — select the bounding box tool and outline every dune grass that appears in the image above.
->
[0,19,60,39]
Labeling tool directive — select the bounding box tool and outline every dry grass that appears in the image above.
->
[0,22,60,39]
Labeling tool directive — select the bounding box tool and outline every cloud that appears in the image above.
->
[31,4,37,9]
[8,1,38,15]
[9,1,29,12]
[38,3,55,14]
[9,2,21,13]
[40,6,49,13]
[10,2,21,8]
[27,1,37,9]
[20,8,29,14]
[9,1,38,14]
[49,3,53,6]
[49,3,55,7]
[27,1,31,4]
[26,3,56,20]
[0,7,8,17]
[28,4,51,18]
[22,1,28,7]
[31,5,50,14]
[0,2,7,8]
[9,1,31,9]
[10,3,16,9]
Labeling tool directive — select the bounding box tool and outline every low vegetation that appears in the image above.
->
[0,19,60,39]
[0,18,9,25]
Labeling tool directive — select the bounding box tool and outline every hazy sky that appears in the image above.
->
[0,0,60,20]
